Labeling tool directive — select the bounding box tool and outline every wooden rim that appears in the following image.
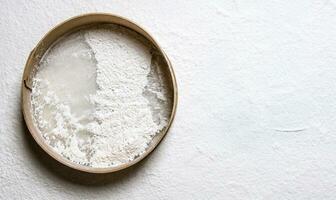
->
[21,13,178,173]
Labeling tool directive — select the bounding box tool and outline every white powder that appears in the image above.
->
[31,25,173,168]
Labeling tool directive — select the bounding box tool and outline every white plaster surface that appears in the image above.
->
[1,1,336,199]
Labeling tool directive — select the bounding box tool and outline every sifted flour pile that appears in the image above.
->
[31,25,173,168]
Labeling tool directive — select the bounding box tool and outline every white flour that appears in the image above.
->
[31,25,173,168]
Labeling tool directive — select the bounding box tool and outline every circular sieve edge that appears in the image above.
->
[21,13,178,174]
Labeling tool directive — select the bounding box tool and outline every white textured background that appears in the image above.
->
[1,1,336,199]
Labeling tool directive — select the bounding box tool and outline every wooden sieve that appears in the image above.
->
[21,13,177,173]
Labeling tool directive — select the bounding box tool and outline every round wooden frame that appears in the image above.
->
[21,13,178,173]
